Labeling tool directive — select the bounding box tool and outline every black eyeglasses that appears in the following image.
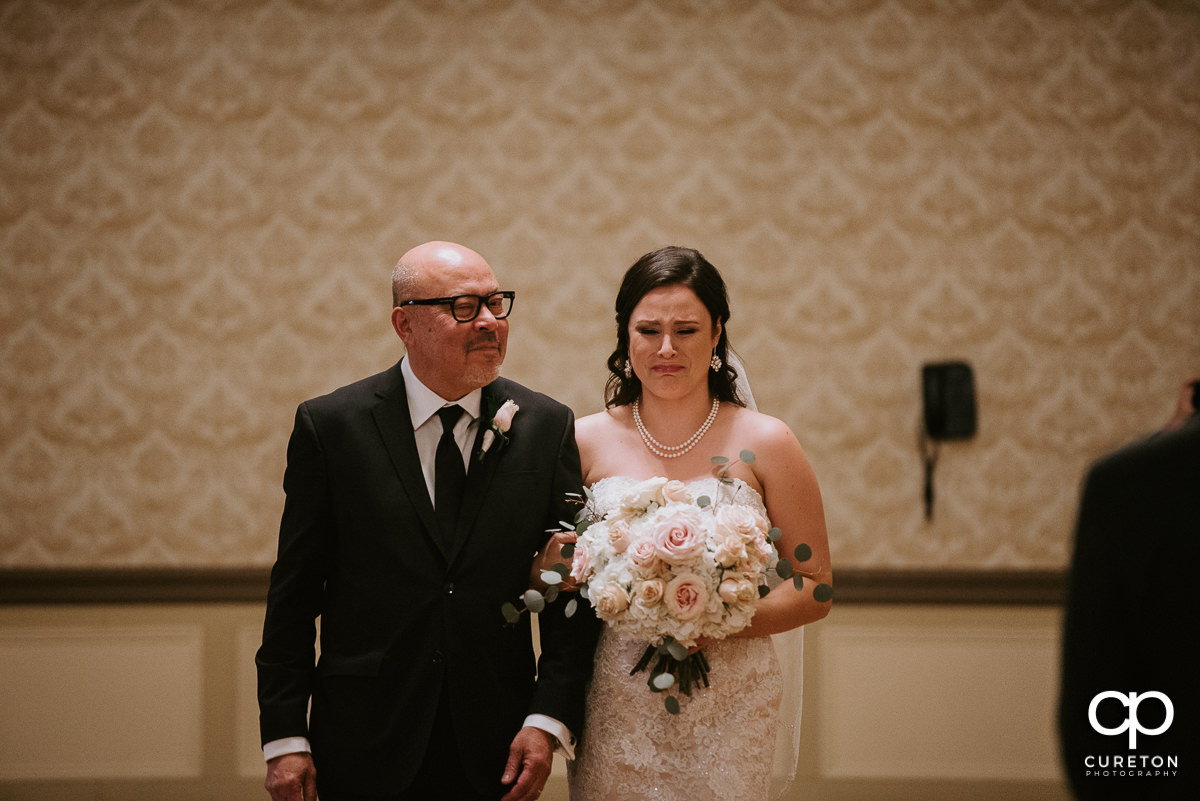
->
[399,291,515,323]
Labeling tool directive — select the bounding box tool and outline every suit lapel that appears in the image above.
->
[370,367,442,555]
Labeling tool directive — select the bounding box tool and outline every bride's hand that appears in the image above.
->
[687,636,713,655]
[529,530,579,591]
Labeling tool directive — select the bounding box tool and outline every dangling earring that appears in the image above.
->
[710,352,722,372]
[623,360,633,378]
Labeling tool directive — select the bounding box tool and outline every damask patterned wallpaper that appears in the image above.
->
[1,0,1197,569]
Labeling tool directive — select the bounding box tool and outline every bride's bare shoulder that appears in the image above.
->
[576,406,630,445]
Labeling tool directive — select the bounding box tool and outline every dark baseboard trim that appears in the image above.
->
[0,567,272,605]
[0,566,1066,606]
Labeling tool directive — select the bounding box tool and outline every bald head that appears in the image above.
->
[392,241,490,307]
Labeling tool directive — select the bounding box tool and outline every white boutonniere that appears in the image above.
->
[478,399,518,461]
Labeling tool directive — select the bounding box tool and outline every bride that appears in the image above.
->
[559,246,833,800]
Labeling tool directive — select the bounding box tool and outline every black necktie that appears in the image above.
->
[434,405,466,547]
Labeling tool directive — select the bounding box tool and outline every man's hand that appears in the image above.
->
[500,726,554,801]
[265,752,317,801]
[530,530,579,591]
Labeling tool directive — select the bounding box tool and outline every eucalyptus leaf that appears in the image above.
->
[794,543,813,562]
[767,527,782,542]
[558,520,575,530]
[552,562,570,577]
[793,574,805,591]
[813,583,834,603]
[696,495,711,508]
[666,640,689,662]
[561,542,575,558]
[758,584,770,599]
[541,570,564,585]
[564,597,578,618]
[652,673,676,690]
[545,586,560,603]
[665,696,681,715]
[522,589,546,613]
[776,559,794,579]
[740,449,756,464]
[711,456,730,465]
[501,602,521,624]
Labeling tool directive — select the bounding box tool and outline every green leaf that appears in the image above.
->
[711,456,730,465]
[501,602,521,624]
[545,585,560,603]
[776,559,794,579]
[696,495,711,508]
[564,598,578,618]
[541,570,564,585]
[758,584,770,598]
[552,562,570,577]
[558,520,575,531]
[665,695,681,715]
[794,543,813,562]
[666,639,689,661]
[561,542,575,558]
[522,589,546,613]
[813,583,834,603]
[767,527,782,543]
[740,449,756,464]
[793,574,804,591]
[652,673,676,690]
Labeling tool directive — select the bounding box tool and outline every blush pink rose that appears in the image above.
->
[665,574,708,621]
[629,539,661,573]
[569,541,591,582]
[653,508,705,564]
[492,399,519,432]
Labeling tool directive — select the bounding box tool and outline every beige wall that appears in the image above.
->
[0,601,1068,801]
[2,0,1198,570]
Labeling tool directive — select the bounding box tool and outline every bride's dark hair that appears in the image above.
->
[605,245,745,409]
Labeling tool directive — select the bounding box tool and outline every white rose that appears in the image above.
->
[718,576,758,606]
[657,479,692,506]
[594,583,630,619]
[635,577,666,607]
[607,520,632,554]
[621,477,668,511]
[716,505,765,537]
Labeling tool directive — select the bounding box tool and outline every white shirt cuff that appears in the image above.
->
[263,736,311,762]
[524,714,577,760]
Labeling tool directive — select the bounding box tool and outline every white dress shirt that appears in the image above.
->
[264,357,575,762]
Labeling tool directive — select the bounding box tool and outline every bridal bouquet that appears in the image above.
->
[569,473,779,712]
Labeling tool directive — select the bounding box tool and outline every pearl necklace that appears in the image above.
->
[632,397,721,459]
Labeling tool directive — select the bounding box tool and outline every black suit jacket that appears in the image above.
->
[1059,420,1200,800]
[256,362,599,796]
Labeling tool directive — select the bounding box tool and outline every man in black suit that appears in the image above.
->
[1058,379,1200,800]
[256,241,599,801]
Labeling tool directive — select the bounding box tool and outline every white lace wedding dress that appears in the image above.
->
[567,476,792,801]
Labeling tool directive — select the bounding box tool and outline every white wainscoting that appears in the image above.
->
[0,625,203,779]
[815,606,1063,782]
